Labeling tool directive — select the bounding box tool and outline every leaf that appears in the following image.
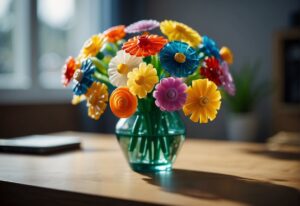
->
[223,61,270,113]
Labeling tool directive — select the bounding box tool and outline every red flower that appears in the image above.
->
[200,57,223,86]
[62,57,77,87]
[122,34,167,57]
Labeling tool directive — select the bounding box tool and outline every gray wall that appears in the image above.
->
[141,0,300,140]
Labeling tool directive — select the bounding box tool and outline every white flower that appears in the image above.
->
[108,50,143,87]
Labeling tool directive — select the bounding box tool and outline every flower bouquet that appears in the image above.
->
[61,19,235,172]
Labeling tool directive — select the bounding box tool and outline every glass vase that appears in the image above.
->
[115,98,185,172]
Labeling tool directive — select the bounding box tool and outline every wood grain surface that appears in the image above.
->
[0,131,299,206]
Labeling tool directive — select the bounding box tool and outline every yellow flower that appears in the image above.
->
[71,95,86,105]
[85,82,109,120]
[127,63,159,98]
[78,34,106,61]
[220,46,233,64]
[160,20,201,47]
[183,79,221,123]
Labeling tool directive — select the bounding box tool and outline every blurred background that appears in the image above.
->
[0,0,299,142]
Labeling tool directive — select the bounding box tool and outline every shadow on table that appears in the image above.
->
[243,148,300,160]
[141,169,300,206]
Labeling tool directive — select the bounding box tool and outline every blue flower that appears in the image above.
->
[72,59,95,95]
[198,36,221,60]
[159,41,200,77]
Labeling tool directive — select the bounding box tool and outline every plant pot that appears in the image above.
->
[115,98,185,172]
[227,112,257,141]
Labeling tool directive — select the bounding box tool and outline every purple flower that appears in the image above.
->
[125,20,160,33]
[153,77,187,111]
[220,61,236,96]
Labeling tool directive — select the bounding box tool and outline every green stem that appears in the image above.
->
[153,109,161,161]
[139,134,147,156]
[147,135,153,162]
[144,110,153,162]
[151,55,164,79]
[161,113,170,158]
[138,99,149,158]
[185,70,200,86]
[91,57,108,75]
[105,43,117,56]
[129,115,142,152]
[93,72,114,88]
[156,111,164,153]
[112,42,119,51]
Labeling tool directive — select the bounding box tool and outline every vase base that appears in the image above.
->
[130,163,172,172]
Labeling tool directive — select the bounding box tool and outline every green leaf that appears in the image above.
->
[223,61,270,113]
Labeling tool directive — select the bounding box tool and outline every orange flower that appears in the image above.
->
[220,47,233,64]
[122,34,167,57]
[109,87,137,118]
[85,82,109,120]
[104,25,126,43]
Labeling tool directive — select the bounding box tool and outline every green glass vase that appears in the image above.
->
[115,98,186,172]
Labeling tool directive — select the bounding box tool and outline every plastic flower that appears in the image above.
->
[220,46,233,64]
[159,41,200,77]
[220,61,235,96]
[122,34,167,57]
[127,63,159,98]
[160,20,201,47]
[84,82,108,120]
[104,25,126,43]
[153,77,187,111]
[108,50,143,87]
[125,19,160,33]
[72,59,95,96]
[109,87,137,118]
[183,79,221,123]
[78,34,106,61]
[71,95,86,105]
[198,36,221,60]
[61,56,78,86]
[200,57,223,86]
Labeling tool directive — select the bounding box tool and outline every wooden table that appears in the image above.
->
[0,132,299,206]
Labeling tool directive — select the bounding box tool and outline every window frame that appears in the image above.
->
[0,0,110,104]
[0,0,31,89]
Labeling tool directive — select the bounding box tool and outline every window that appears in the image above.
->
[38,0,76,88]
[0,0,110,102]
[0,0,14,75]
[0,0,30,89]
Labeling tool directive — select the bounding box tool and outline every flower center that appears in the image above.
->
[84,39,93,48]
[117,63,129,75]
[116,96,128,109]
[135,75,145,85]
[89,95,98,106]
[83,36,100,55]
[175,24,186,33]
[199,96,209,106]
[166,88,178,100]
[142,31,150,35]
[138,35,150,47]
[73,69,84,82]
[174,53,186,63]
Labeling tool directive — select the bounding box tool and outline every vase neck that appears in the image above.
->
[137,97,156,114]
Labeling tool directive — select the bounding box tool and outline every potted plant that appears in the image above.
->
[223,62,269,141]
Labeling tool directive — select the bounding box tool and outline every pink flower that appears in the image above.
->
[125,19,160,33]
[153,77,187,111]
[220,61,235,96]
